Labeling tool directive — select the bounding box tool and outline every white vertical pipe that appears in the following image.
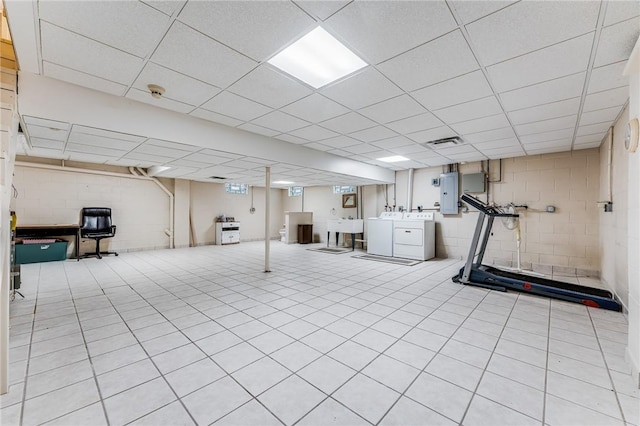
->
[407,168,415,212]
[265,167,271,272]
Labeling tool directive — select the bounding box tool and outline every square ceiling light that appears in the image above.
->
[377,155,409,163]
[268,27,367,89]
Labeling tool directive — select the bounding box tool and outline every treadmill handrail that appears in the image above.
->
[461,193,519,218]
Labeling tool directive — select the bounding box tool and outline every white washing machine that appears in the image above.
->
[393,212,436,261]
[367,212,403,257]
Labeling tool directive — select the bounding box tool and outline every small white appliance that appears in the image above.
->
[215,221,240,245]
[393,212,435,261]
[367,212,403,257]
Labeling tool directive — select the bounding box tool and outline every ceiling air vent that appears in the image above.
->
[208,176,227,180]
[422,136,464,149]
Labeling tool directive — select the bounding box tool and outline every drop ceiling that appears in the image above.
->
[4,0,639,186]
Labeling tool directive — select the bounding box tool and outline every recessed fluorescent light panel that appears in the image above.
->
[268,27,367,89]
[377,155,409,163]
[273,180,294,185]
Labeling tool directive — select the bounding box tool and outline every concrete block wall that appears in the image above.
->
[11,165,171,254]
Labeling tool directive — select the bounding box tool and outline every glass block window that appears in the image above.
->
[333,185,356,194]
[288,186,303,197]
[225,183,248,195]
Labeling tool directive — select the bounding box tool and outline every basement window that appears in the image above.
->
[333,185,355,194]
[288,186,303,197]
[225,183,248,195]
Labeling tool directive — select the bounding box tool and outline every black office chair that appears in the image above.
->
[80,207,118,259]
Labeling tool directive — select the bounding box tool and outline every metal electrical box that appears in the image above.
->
[440,172,459,215]
[462,173,486,193]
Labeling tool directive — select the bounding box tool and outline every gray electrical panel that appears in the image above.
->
[440,172,459,214]
[462,173,486,193]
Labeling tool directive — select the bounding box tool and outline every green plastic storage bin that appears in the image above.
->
[15,240,68,264]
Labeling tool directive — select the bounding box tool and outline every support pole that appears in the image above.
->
[265,167,271,272]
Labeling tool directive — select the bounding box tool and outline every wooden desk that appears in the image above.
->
[15,224,80,260]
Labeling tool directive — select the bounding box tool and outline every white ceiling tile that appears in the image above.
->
[39,0,170,58]
[40,22,144,84]
[183,152,237,164]
[134,62,221,106]
[435,144,477,156]
[280,93,350,123]
[515,115,577,136]
[66,143,125,157]
[349,126,398,143]
[70,126,147,143]
[524,140,572,151]
[237,123,281,138]
[166,158,208,168]
[577,122,612,136]
[221,159,266,170]
[444,152,487,162]
[189,109,244,127]
[228,65,313,109]
[320,112,377,134]
[151,21,257,88]
[588,61,629,94]
[321,67,403,109]
[23,116,69,130]
[358,95,426,124]
[67,132,140,151]
[371,136,415,150]
[275,134,309,145]
[303,142,333,152]
[177,1,315,61]
[499,72,586,111]
[293,1,350,20]
[201,91,272,122]
[140,1,188,16]
[132,144,189,159]
[594,17,640,67]
[583,86,630,112]
[575,133,607,145]
[388,144,428,156]
[319,135,362,149]
[573,141,602,150]
[147,139,198,151]
[473,138,521,150]
[433,96,503,124]
[341,143,385,155]
[519,128,574,144]
[66,152,111,163]
[449,113,510,134]
[410,70,493,111]
[26,147,68,160]
[507,98,581,125]
[579,106,622,126]
[466,1,599,65]
[196,165,244,177]
[43,61,127,96]
[324,1,456,64]
[463,127,516,143]
[288,125,339,141]
[126,88,195,114]
[486,33,593,92]
[406,126,457,144]
[30,138,65,150]
[377,30,479,92]
[603,1,640,26]
[448,1,517,24]
[480,146,525,159]
[251,111,310,133]
[386,112,443,134]
[200,149,242,160]
[25,124,69,141]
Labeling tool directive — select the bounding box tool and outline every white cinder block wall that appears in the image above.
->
[189,181,283,245]
[11,164,172,254]
[395,149,601,274]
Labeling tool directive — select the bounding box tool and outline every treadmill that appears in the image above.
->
[453,193,621,311]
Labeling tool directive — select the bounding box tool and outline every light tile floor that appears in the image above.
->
[2,241,638,426]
